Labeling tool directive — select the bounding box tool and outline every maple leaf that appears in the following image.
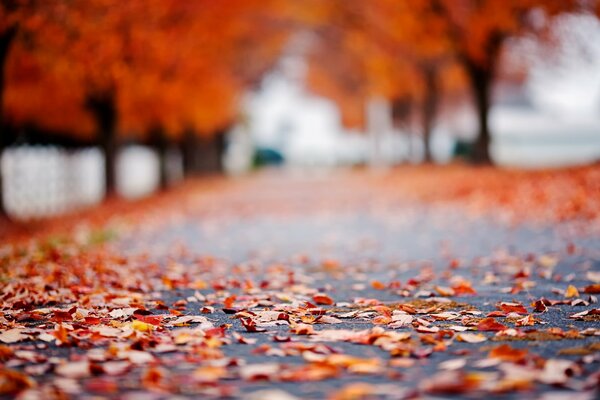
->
[290,323,314,335]
[583,284,600,294]
[0,329,27,344]
[565,285,580,298]
[52,324,70,345]
[239,363,280,381]
[240,318,266,333]
[371,280,386,290]
[313,293,334,306]
[497,302,528,314]
[488,344,528,363]
[55,361,91,379]
[477,318,507,332]
[0,368,35,395]
[532,299,549,313]
[456,333,487,343]
[131,320,154,332]
[372,315,392,325]
[452,281,477,296]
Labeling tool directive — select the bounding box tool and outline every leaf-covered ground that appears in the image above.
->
[1,165,599,399]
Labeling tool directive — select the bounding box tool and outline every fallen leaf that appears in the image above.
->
[497,302,528,314]
[0,329,27,344]
[291,323,314,335]
[131,320,154,332]
[565,285,580,298]
[477,318,507,332]
[456,333,487,343]
[55,361,91,379]
[239,363,280,381]
[0,368,35,395]
[313,294,334,306]
[489,344,528,363]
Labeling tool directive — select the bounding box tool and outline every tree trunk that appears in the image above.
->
[181,130,198,177]
[421,65,438,163]
[85,90,118,198]
[151,127,170,190]
[0,25,18,218]
[0,139,5,220]
[158,144,169,191]
[462,30,504,165]
[181,130,225,176]
[466,60,493,165]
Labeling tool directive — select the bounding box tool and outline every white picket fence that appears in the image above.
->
[1,145,165,219]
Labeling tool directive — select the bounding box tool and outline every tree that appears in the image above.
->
[300,0,458,163]
[1,1,27,217]
[3,0,290,198]
[434,0,580,163]
[0,24,17,218]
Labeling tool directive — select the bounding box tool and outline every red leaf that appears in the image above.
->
[496,302,528,314]
[313,294,334,306]
[240,318,266,333]
[477,318,507,332]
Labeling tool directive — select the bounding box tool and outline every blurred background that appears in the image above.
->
[1,0,599,219]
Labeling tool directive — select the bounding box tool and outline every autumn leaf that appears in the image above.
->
[565,285,579,298]
[488,344,528,363]
[371,280,386,290]
[313,293,334,306]
[0,329,27,344]
[497,302,528,314]
[456,333,487,343]
[291,323,314,335]
[532,299,549,313]
[583,284,600,294]
[240,318,266,333]
[477,318,507,332]
[131,320,154,332]
[0,368,35,395]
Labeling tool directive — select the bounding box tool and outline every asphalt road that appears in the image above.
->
[112,171,600,399]
[3,169,599,399]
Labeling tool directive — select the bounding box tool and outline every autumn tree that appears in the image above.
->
[363,0,456,162]
[3,0,289,199]
[1,1,25,217]
[434,0,581,163]
[4,0,144,197]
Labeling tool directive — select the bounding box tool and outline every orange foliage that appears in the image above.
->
[3,0,289,140]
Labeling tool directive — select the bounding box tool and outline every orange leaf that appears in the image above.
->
[497,302,528,314]
[565,285,579,298]
[313,293,334,306]
[371,280,386,290]
[489,344,528,362]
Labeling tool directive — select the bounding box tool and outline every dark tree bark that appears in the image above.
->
[85,89,118,198]
[150,126,170,191]
[465,60,493,165]
[181,129,226,176]
[0,24,18,218]
[391,96,415,164]
[421,65,438,163]
[181,129,198,177]
[461,34,503,165]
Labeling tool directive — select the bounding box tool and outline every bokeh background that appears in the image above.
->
[1,0,599,219]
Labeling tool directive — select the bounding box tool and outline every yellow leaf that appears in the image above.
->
[131,320,154,332]
[565,285,579,298]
